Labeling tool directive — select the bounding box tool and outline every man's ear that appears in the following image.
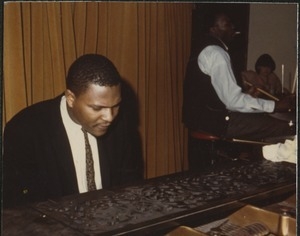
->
[65,89,76,108]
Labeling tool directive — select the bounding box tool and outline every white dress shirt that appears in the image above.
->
[198,44,275,113]
[60,96,102,193]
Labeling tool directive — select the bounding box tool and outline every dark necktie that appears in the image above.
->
[82,128,97,191]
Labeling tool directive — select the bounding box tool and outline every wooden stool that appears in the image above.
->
[188,130,269,171]
[190,130,220,141]
[188,130,221,171]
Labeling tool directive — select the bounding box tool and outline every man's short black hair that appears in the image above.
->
[201,10,227,33]
[198,7,231,34]
[255,54,276,73]
[66,54,121,96]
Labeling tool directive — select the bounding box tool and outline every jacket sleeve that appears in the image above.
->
[2,115,43,208]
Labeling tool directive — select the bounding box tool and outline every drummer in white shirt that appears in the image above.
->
[182,11,295,142]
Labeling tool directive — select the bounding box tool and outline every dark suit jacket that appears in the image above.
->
[3,93,143,208]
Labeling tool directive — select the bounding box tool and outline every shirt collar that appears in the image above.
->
[216,37,229,51]
[60,95,82,134]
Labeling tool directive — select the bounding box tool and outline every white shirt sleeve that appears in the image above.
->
[198,45,275,113]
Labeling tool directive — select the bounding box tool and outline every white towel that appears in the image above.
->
[262,136,297,164]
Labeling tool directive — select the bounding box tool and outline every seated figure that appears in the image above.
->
[182,12,295,171]
[241,54,283,98]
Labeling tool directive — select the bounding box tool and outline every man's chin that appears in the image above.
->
[91,128,109,137]
[92,131,106,137]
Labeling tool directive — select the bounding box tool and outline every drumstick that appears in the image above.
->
[291,66,297,94]
[281,64,284,94]
[244,81,280,101]
[231,138,272,145]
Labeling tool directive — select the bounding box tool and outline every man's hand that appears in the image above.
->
[247,86,261,98]
[274,94,296,112]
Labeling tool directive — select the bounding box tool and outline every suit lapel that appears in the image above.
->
[48,96,79,194]
[97,138,111,188]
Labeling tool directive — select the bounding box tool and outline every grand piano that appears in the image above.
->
[2,159,296,235]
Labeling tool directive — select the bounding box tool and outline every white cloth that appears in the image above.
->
[198,44,275,113]
[263,136,297,164]
[60,96,102,193]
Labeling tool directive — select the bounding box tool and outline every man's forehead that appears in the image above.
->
[215,14,231,23]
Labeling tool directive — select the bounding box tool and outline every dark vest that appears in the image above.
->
[182,36,232,136]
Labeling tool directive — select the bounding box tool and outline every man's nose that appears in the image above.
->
[231,24,236,31]
[102,108,114,122]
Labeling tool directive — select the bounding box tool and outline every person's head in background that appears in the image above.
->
[202,11,236,44]
[65,54,122,137]
[255,54,276,77]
